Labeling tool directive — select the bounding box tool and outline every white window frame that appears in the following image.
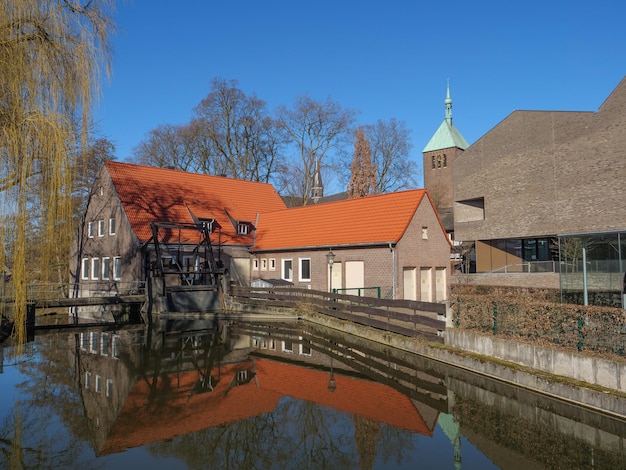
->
[109,217,116,235]
[100,333,109,356]
[422,226,428,240]
[282,339,293,353]
[85,372,91,389]
[252,258,259,271]
[102,257,110,280]
[112,335,121,358]
[106,379,113,397]
[91,258,100,280]
[95,375,102,393]
[113,256,122,280]
[90,331,99,353]
[299,258,311,282]
[299,337,312,356]
[238,222,249,235]
[261,258,267,271]
[81,258,89,280]
[98,219,105,237]
[282,259,293,282]
[269,258,276,271]
[88,221,94,238]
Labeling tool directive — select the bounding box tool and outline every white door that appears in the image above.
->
[345,261,364,296]
[420,267,432,302]
[435,267,447,301]
[403,267,417,300]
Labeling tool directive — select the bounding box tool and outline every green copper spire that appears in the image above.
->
[423,81,469,153]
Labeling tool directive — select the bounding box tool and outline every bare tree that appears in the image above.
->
[347,127,377,198]
[277,95,356,204]
[193,78,286,182]
[133,123,198,171]
[363,118,415,193]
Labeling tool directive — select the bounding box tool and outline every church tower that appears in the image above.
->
[423,83,469,232]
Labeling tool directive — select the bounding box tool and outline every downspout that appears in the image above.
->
[389,242,396,300]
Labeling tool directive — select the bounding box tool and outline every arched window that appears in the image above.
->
[432,156,436,169]
[443,154,447,167]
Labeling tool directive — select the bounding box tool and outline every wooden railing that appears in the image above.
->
[229,286,447,341]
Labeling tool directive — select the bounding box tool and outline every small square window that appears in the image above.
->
[109,217,116,235]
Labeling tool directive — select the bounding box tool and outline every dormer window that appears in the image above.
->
[237,222,250,235]
[199,217,215,233]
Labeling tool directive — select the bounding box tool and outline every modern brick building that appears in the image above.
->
[453,76,626,306]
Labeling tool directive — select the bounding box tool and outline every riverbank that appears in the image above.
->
[300,310,626,420]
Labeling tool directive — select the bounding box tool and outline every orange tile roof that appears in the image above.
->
[253,189,432,251]
[101,357,435,455]
[105,161,287,245]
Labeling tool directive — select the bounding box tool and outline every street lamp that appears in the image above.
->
[326,249,335,293]
[327,356,336,393]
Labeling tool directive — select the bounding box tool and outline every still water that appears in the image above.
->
[0,317,624,470]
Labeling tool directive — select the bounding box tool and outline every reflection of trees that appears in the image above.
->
[0,337,98,469]
[352,415,381,470]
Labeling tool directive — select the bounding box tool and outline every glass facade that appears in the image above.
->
[559,231,626,307]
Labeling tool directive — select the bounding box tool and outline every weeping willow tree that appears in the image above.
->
[0,0,114,350]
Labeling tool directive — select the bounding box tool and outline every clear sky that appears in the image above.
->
[95,0,626,190]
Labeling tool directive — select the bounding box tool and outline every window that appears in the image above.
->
[81,258,89,280]
[112,335,121,358]
[102,257,110,280]
[80,333,88,350]
[282,259,293,281]
[101,333,109,356]
[299,338,312,356]
[261,258,267,271]
[113,257,122,280]
[106,379,113,397]
[95,375,102,393]
[88,221,94,238]
[422,227,428,240]
[85,372,92,389]
[282,340,293,353]
[98,220,105,237]
[269,258,276,271]
[91,258,100,280]
[252,258,259,271]
[431,156,436,169]
[238,222,249,235]
[90,332,99,353]
[109,217,116,235]
[299,258,311,282]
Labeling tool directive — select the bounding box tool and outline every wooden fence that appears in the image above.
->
[229,286,447,342]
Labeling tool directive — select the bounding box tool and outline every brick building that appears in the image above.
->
[453,76,626,306]
[73,161,451,318]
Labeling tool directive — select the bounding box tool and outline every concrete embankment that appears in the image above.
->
[300,311,626,419]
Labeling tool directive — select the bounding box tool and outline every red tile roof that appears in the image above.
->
[253,189,433,251]
[105,161,287,245]
[101,357,435,455]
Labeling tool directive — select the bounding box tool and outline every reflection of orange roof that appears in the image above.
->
[106,161,286,245]
[101,358,435,455]
[253,189,440,251]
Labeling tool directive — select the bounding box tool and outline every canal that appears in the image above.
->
[0,316,624,469]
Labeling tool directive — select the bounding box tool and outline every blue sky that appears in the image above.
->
[95,1,626,189]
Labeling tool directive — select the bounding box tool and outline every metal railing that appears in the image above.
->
[490,260,557,274]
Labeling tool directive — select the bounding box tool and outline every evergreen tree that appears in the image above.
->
[347,127,377,198]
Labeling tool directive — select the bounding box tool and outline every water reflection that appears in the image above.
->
[0,317,624,469]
